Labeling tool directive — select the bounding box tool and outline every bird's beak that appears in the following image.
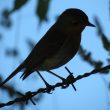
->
[87,21,95,27]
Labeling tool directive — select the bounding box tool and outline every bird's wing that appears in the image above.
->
[21,24,67,79]
[25,24,67,67]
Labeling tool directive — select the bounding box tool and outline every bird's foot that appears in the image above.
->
[44,82,55,93]
[36,71,54,93]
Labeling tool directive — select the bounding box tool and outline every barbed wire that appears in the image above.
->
[0,65,110,108]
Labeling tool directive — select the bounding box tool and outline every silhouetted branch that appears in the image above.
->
[0,65,110,108]
[0,76,26,109]
[79,45,109,74]
[79,45,103,68]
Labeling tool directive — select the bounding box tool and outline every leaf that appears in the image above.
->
[1,17,12,28]
[11,0,28,13]
[101,33,110,51]
[36,0,50,23]
[94,17,110,52]
[107,58,110,63]
[26,39,35,50]
[0,34,2,41]
[2,9,10,19]
[5,48,19,57]
[1,9,12,28]
[109,82,110,90]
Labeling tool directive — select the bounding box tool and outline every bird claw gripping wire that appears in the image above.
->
[44,83,55,94]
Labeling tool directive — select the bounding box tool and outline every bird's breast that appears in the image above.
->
[39,35,81,70]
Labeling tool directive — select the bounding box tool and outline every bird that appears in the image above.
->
[0,8,95,87]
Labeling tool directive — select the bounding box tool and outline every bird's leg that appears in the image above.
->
[36,71,54,93]
[37,71,49,87]
[46,70,66,82]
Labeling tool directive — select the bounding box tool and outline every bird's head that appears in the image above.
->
[56,8,95,33]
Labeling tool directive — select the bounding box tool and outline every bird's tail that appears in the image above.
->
[0,63,24,87]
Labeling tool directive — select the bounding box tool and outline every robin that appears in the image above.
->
[0,8,95,87]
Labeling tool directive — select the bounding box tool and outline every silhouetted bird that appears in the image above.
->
[0,8,95,87]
